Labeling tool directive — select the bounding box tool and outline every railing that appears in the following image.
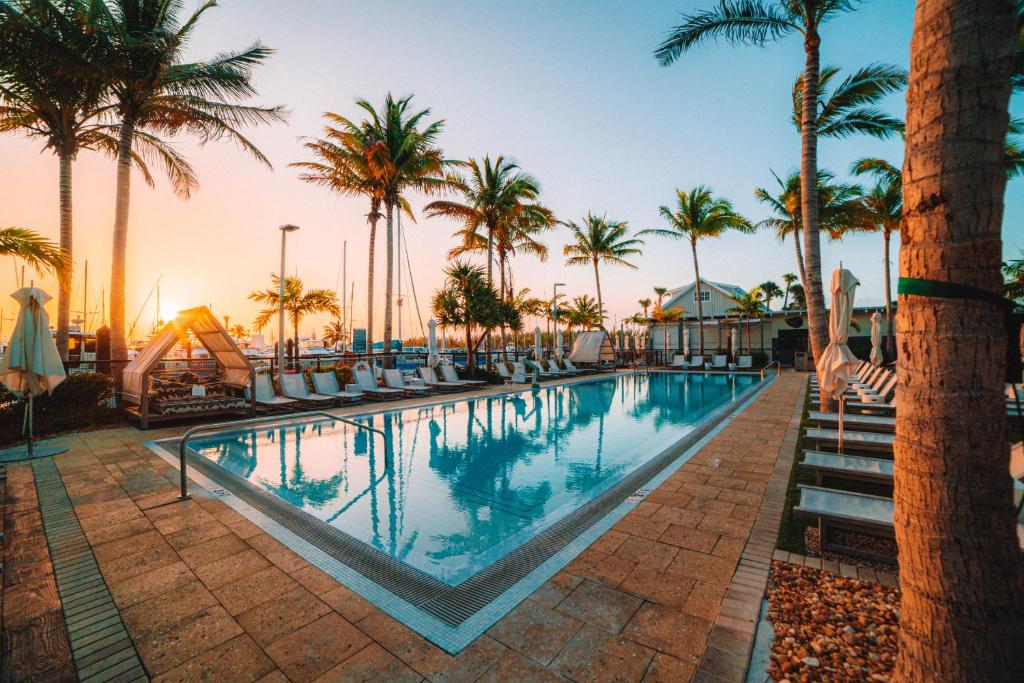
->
[761,361,782,379]
[174,410,389,501]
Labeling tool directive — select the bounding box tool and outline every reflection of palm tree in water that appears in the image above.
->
[260,426,345,510]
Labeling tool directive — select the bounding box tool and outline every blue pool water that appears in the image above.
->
[190,372,761,585]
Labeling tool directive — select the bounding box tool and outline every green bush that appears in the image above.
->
[751,351,769,368]
[457,365,502,384]
[0,372,121,446]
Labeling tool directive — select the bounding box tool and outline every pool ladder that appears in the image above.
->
[175,411,389,502]
[760,361,782,379]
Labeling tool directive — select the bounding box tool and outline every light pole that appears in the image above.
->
[552,282,566,356]
[278,224,300,387]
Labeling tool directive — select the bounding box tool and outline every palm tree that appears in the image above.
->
[758,281,783,311]
[653,286,669,308]
[895,2,1022,677]
[249,276,340,354]
[656,0,861,369]
[0,0,172,358]
[637,297,652,318]
[564,294,602,332]
[291,111,387,351]
[431,260,504,370]
[429,155,553,357]
[755,169,865,287]
[321,320,346,350]
[562,214,643,328]
[360,94,448,359]
[0,226,67,275]
[851,157,902,358]
[228,324,249,344]
[791,63,907,140]
[94,0,286,363]
[509,288,547,349]
[781,272,799,309]
[640,186,752,355]
[725,289,765,352]
[1005,251,1024,302]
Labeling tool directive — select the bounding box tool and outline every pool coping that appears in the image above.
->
[144,371,776,653]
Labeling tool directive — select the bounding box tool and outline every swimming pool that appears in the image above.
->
[159,371,766,649]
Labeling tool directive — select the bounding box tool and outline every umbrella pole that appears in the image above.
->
[26,393,34,456]
[838,394,844,454]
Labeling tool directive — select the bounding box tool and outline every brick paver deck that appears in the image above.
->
[1,373,805,682]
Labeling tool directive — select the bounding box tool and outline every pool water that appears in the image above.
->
[190,372,760,585]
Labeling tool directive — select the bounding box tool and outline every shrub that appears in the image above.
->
[0,372,120,446]
[752,352,769,368]
[457,365,502,384]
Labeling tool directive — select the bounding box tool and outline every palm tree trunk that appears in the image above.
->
[793,230,808,288]
[691,240,704,356]
[499,253,507,360]
[799,30,829,377]
[485,224,494,366]
[592,258,603,330]
[56,151,73,361]
[383,202,394,364]
[110,116,136,369]
[465,325,474,370]
[895,1,1022,678]
[883,230,894,359]
[366,207,378,353]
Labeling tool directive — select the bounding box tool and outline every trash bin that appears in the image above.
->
[794,351,808,372]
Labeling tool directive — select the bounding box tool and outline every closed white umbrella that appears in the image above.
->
[534,326,543,361]
[682,325,689,357]
[817,268,861,450]
[0,287,68,458]
[427,319,439,368]
[730,327,740,359]
[555,329,564,359]
[869,311,883,367]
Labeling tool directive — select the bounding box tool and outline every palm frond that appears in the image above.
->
[654,0,800,66]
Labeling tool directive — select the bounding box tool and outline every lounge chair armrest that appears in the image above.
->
[345,384,361,392]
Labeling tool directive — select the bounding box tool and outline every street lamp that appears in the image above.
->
[552,282,566,356]
[278,224,300,387]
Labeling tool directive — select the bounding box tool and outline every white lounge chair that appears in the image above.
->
[687,356,704,370]
[440,364,486,386]
[351,363,404,398]
[670,354,687,368]
[280,374,335,406]
[548,358,573,376]
[523,359,555,380]
[563,358,594,374]
[711,355,728,370]
[417,366,464,391]
[807,410,895,433]
[736,355,752,369]
[805,427,895,453]
[249,374,298,411]
[383,369,429,396]
[311,371,362,403]
[496,362,528,384]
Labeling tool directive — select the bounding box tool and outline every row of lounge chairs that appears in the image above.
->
[668,354,753,370]
[494,358,598,383]
[795,361,1024,560]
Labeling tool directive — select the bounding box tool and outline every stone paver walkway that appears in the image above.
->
[1,373,805,682]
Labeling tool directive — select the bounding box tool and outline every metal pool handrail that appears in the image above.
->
[761,361,782,379]
[175,411,389,501]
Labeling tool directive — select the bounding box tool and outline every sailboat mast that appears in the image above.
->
[82,261,88,332]
[342,240,347,349]
[396,212,402,344]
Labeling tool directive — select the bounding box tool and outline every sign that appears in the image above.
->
[352,328,367,354]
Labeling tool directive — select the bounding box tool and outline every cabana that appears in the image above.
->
[569,330,615,368]
[122,306,254,428]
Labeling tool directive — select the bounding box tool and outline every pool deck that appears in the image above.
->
[1,371,805,682]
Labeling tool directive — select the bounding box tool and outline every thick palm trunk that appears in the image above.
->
[56,151,73,361]
[592,259,604,330]
[366,209,378,353]
[110,117,136,369]
[895,1,1023,679]
[883,230,895,359]
[382,202,394,363]
[691,241,704,356]
[799,32,829,373]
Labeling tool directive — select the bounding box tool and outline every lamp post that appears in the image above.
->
[552,282,566,356]
[278,224,300,387]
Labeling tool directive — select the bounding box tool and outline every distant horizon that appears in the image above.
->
[1,0,1021,343]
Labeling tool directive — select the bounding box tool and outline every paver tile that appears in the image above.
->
[264,613,371,682]
[477,651,566,682]
[213,565,301,616]
[121,579,217,638]
[486,599,582,665]
[622,603,713,663]
[237,586,331,647]
[556,580,643,635]
[135,605,244,676]
[550,623,654,682]
[313,643,423,682]
[153,633,277,683]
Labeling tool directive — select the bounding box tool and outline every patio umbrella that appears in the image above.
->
[869,312,883,367]
[427,319,439,368]
[816,268,861,450]
[0,287,68,458]
[555,329,564,359]
[730,327,740,359]
[682,325,689,357]
[534,327,543,361]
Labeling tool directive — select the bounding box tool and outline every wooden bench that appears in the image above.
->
[795,484,895,562]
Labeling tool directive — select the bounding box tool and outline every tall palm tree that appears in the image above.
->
[248,275,340,353]
[725,289,765,352]
[791,62,907,140]
[291,111,387,351]
[851,157,902,358]
[427,155,551,355]
[0,226,67,275]
[94,0,285,363]
[754,169,865,287]
[640,186,752,355]
[0,0,172,358]
[781,272,799,309]
[653,286,668,308]
[757,281,783,311]
[562,214,643,328]
[638,297,652,318]
[895,1,1022,677]
[360,94,448,360]
[431,260,503,370]
[656,0,861,369]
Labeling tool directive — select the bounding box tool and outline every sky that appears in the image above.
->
[1,0,1022,343]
